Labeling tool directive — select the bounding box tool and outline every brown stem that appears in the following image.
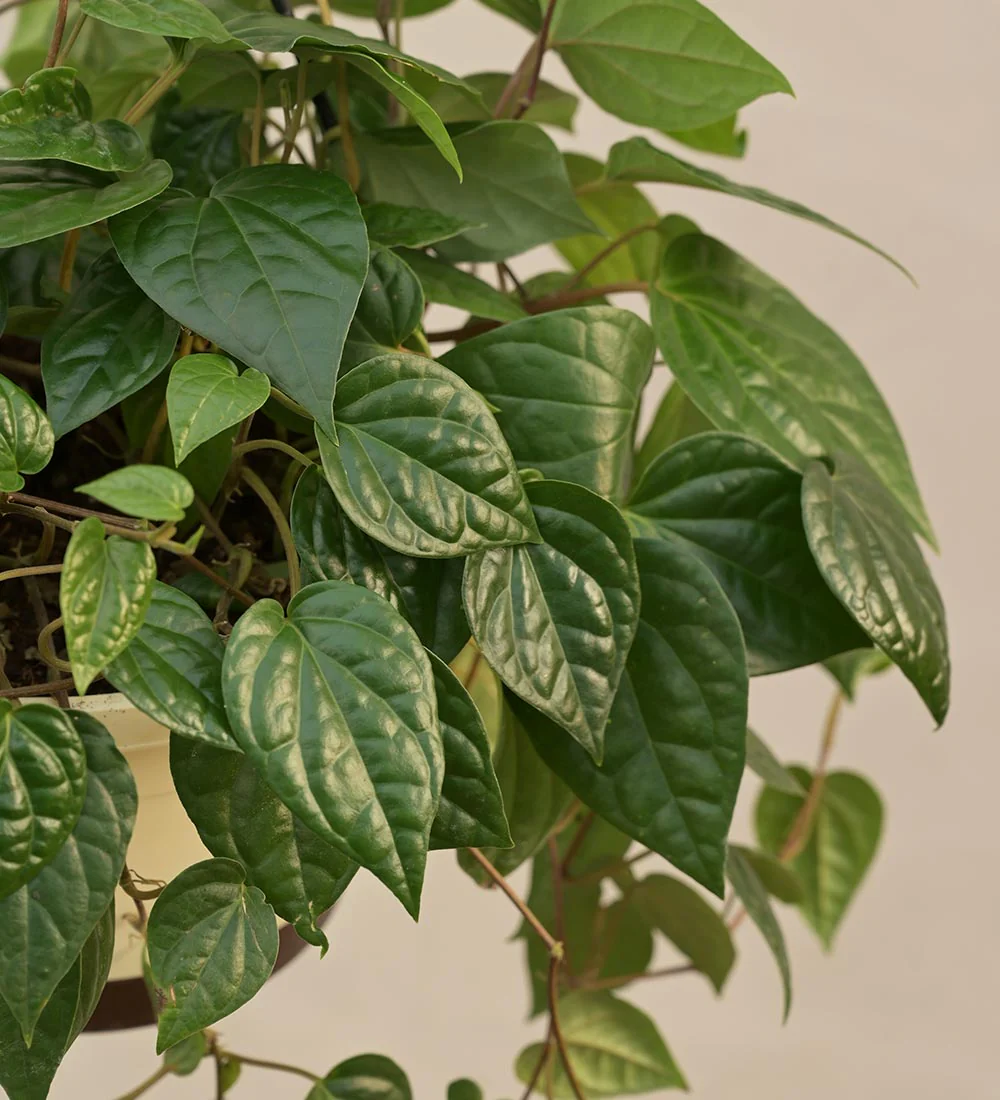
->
[36,617,73,673]
[43,0,70,68]
[548,837,569,975]
[0,355,42,380]
[55,10,87,64]
[7,492,145,528]
[141,402,169,464]
[0,562,62,585]
[218,1052,320,1084]
[240,467,301,598]
[579,962,696,993]
[123,61,188,126]
[560,812,594,878]
[112,1064,171,1100]
[281,60,310,164]
[58,227,80,294]
[251,77,265,168]
[466,847,558,953]
[548,954,587,1100]
[519,1019,555,1100]
[0,676,77,700]
[176,554,255,609]
[563,223,659,291]
[493,38,539,119]
[336,61,361,191]
[513,0,559,120]
[780,690,843,861]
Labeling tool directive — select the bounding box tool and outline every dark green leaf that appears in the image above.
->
[312,1053,412,1100]
[425,71,578,131]
[447,1080,483,1100]
[441,306,654,502]
[163,1031,208,1076]
[464,480,640,761]
[77,464,194,522]
[400,250,527,322]
[362,203,481,250]
[666,115,747,158]
[151,96,244,196]
[594,896,655,989]
[823,648,892,701]
[81,0,232,42]
[317,352,539,557]
[343,249,425,373]
[110,164,369,435]
[633,381,714,484]
[0,375,53,492]
[147,857,278,1053]
[744,729,806,796]
[803,453,949,724]
[383,552,470,663]
[332,0,454,15]
[728,844,803,905]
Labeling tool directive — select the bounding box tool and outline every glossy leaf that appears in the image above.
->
[382,552,470,663]
[60,517,157,694]
[312,1053,412,1100]
[166,354,270,463]
[0,375,54,492]
[0,713,136,1044]
[0,701,87,902]
[317,352,539,557]
[41,251,179,438]
[650,233,935,545]
[745,729,806,796]
[0,160,172,248]
[803,454,949,724]
[362,203,480,249]
[77,464,194,522]
[729,843,803,905]
[521,537,747,895]
[824,648,892,701]
[110,165,369,435]
[343,249,425,373]
[151,97,244,196]
[627,432,867,674]
[400,250,527,323]
[81,0,232,42]
[0,67,145,171]
[147,858,278,1053]
[222,581,443,916]
[105,582,236,750]
[170,737,357,953]
[441,307,654,502]
[464,480,640,761]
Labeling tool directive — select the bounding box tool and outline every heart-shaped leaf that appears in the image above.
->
[77,464,194,522]
[730,844,803,905]
[0,712,136,1044]
[342,249,425,374]
[0,701,87,902]
[0,67,146,171]
[362,203,481,250]
[464,480,640,762]
[0,374,54,492]
[170,737,357,953]
[401,250,527,323]
[147,858,278,1053]
[744,729,806,796]
[110,165,369,435]
[823,647,892,701]
[81,0,232,42]
[222,580,443,916]
[166,354,270,464]
[317,352,539,557]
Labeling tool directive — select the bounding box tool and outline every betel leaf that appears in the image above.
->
[104,582,236,750]
[0,712,135,1044]
[77,464,195,522]
[146,858,279,1053]
[441,307,654,502]
[667,115,747,158]
[650,233,936,545]
[0,160,172,248]
[41,251,179,439]
[549,0,791,133]
[382,553,469,663]
[632,873,735,992]
[0,701,87,903]
[425,71,578,131]
[594,896,656,991]
[0,67,145,172]
[352,122,594,262]
[60,517,157,694]
[606,137,909,277]
[151,97,244,197]
[447,1081,483,1100]
[475,0,542,31]
[627,432,867,674]
[170,736,358,953]
[515,991,687,1097]
[802,453,949,724]
[756,767,884,949]
[222,580,443,917]
[343,249,425,373]
[464,480,640,762]
[310,1053,412,1100]
[729,844,803,905]
[163,1031,208,1077]
[316,352,539,557]
[726,846,792,1020]
[400,250,527,323]
[823,647,892,701]
[361,203,480,250]
[81,0,232,42]
[166,354,270,463]
[109,165,369,435]
[427,653,511,851]
[633,381,713,484]
[745,729,806,796]
[331,0,454,15]
[520,537,747,896]
[0,375,54,492]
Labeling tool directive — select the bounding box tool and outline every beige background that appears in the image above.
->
[3,0,997,1096]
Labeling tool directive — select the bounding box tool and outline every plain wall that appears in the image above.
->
[2,1,997,1095]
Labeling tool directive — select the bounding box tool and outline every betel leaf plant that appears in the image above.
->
[0,0,949,1097]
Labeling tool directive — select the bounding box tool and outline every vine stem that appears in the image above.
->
[281,59,310,163]
[55,10,87,64]
[123,60,189,126]
[336,60,361,191]
[240,467,301,598]
[6,492,145,528]
[513,0,559,120]
[232,438,314,467]
[466,847,558,953]
[0,677,76,700]
[43,0,69,67]
[579,963,696,994]
[111,1063,170,1100]
[0,562,62,585]
[563,223,659,291]
[218,1051,321,1083]
[58,227,80,294]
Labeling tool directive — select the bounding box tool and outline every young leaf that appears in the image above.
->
[0,68,145,172]
[343,249,425,374]
[361,203,482,250]
[166,354,270,464]
[77,464,195,522]
[81,0,232,42]
[0,701,87,902]
[104,582,236,750]
[110,165,369,435]
[745,729,807,797]
[41,252,179,438]
[464,480,640,762]
[60,517,157,694]
[515,991,687,1096]
[311,1053,412,1100]
[650,233,935,545]
[0,713,136,1044]
[729,844,803,905]
[170,736,357,953]
[823,648,892,701]
[146,858,279,1053]
[627,432,867,674]
[519,537,748,896]
[756,768,884,949]
[316,352,540,557]
[221,581,443,917]
[633,381,714,483]
[441,307,654,502]
[400,250,527,323]
[0,374,54,492]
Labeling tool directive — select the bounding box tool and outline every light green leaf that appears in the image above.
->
[343,249,425,374]
[0,375,54,492]
[311,1053,412,1100]
[400,250,527,323]
[77,464,194,522]
[81,0,232,42]
[425,71,579,131]
[823,648,893,701]
[361,203,481,250]
[729,844,803,905]
[745,729,806,796]
[666,115,747,158]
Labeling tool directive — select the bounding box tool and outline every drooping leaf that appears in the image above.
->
[146,858,278,1053]
[310,1053,412,1100]
[77,464,194,522]
[316,352,540,557]
[464,480,640,762]
[0,713,136,1044]
[441,307,654,502]
[221,581,443,917]
[0,375,54,492]
[0,701,87,902]
[520,537,747,895]
[170,736,357,953]
[729,844,803,905]
[400,250,527,323]
[361,203,481,250]
[633,380,713,484]
[823,648,892,701]
[650,233,935,545]
[744,729,806,796]
[0,68,145,172]
[627,432,867,674]
[151,95,245,196]
[41,251,179,438]
[81,0,232,42]
[343,249,425,373]
[110,164,369,435]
